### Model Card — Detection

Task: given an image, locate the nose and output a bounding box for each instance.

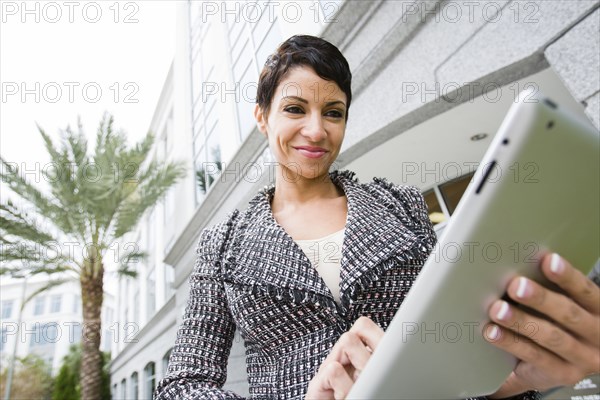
[301,113,327,142]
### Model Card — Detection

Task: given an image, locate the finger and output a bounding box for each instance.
[507,276,599,345]
[348,316,384,353]
[489,300,599,373]
[326,331,373,372]
[313,361,354,399]
[483,324,586,388]
[541,253,600,314]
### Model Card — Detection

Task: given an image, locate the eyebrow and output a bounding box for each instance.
[282,95,346,108]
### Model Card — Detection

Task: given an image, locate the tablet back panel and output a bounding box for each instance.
[348,89,599,399]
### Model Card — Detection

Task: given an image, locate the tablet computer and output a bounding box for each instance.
[347,88,600,399]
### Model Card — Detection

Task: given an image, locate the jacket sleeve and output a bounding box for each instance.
[372,179,541,400]
[154,211,245,400]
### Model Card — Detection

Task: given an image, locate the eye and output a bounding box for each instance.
[284,106,304,114]
[325,109,344,119]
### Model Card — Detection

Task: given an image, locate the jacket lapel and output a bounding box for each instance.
[222,170,420,313]
[337,171,420,311]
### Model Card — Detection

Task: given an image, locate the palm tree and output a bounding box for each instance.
[0,113,186,400]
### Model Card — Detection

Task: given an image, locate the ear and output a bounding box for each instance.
[254,104,268,136]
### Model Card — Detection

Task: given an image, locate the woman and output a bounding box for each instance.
[155,35,599,399]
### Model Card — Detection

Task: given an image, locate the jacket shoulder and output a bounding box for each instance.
[193,209,240,277]
[363,177,429,226]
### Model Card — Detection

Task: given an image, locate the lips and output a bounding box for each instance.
[293,146,328,159]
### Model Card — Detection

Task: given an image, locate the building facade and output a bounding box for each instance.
[109,1,600,398]
[0,275,114,375]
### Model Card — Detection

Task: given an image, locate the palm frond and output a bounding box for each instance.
[111,160,186,239]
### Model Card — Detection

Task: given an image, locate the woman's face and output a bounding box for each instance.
[254,66,347,180]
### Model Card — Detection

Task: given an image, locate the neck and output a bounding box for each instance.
[270,165,342,211]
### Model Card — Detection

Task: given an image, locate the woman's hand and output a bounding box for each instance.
[305,316,383,400]
[485,253,600,398]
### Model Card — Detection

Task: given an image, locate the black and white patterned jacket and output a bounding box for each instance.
[154,169,539,400]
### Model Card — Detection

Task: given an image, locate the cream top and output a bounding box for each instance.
[294,228,345,304]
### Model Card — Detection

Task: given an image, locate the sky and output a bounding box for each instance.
[0,1,177,289]
[0,0,177,186]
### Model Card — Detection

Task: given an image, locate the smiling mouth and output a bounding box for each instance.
[293,146,328,159]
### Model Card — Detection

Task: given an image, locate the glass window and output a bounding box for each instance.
[422,189,445,226]
[144,362,156,399]
[206,129,222,165]
[50,294,61,313]
[439,172,475,215]
[33,296,45,316]
[29,322,59,349]
[120,378,127,399]
[233,43,252,81]
[164,264,175,299]
[252,5,272,48]
[228,7,244,38]
[237,63,259,140]
[162,349,173,379]
[1,328,7,352]
[256,20,282,70]
[133,287,140,326]
[73,294,80,314]
[130,372,139,400]
[164,188,176,250]
[147,265,156,318]
[193,129,205,159]
[230,24,247,63]
[70,322,82,344]
[1,300,13,319]
[205,103,219,137]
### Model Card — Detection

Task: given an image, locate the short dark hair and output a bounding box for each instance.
[256,35,352,121]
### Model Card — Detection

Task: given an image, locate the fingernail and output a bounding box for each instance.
[486,325,501,341]
[516,277,530,298]
[496,301,511,321]
[550,253,564,274]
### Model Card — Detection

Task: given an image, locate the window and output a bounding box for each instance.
[164,264,175,300]
[422,172,475,228]
[423,190,445,226]
[147,265,156,318]
[73,294,80,314]
[1,328,8,352]
[120,378,127,399]
[50,294,62,313]
[144,362,156,399]
[1,300,13,319]
[162,349,173,379]
[69,322,82,344]
[133,286,140,326]
[439,173,474,215]
[29,322,59,349]
[33,296,45,316]
[130,372,139,400]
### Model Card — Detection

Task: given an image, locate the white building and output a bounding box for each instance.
[109,1,600,399]
[0,274,115,374]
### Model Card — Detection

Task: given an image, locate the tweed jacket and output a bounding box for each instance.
[155,169,540,400]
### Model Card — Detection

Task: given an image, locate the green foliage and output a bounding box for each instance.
[0,354,53,399]
[52,344,81,400]
[50,344,111,400]
[101,351,111,400]
[196,159,222,194]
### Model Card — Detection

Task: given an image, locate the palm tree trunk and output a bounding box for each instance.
[79,262,104,400]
